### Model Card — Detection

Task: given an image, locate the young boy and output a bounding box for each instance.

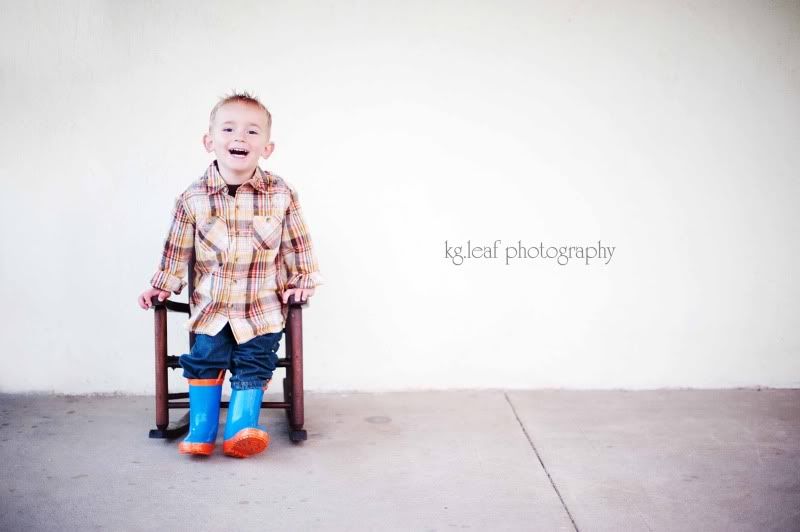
[137,91,323,458]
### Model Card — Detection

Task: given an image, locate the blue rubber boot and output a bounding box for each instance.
[178,370,225,456]
[223,387,270,458]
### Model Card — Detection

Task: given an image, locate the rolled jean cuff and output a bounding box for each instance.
[232,379,267,391]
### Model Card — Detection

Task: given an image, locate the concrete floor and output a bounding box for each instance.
[0,389,798,532]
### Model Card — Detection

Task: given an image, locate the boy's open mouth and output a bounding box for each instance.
[228,148,249,158]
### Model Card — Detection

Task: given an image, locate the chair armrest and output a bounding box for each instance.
[150,294,308,311]
[286,293,310,307]
[149,296,190,314]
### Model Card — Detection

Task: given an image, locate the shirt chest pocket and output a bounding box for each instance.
[252,215,283,250]
[196,217,229,260]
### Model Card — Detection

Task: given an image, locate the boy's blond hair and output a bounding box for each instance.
[208,90,272,132]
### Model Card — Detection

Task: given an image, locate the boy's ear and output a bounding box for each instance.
[261,142,275,160]
[202,133,213,152]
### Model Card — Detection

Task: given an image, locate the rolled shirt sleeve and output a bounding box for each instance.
[280,187,324,290]
[150,195,195,294]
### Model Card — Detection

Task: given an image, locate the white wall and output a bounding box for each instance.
[1,0,798,393]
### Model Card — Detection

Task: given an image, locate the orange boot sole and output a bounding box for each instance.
[223,429,270,458]
[178,441,215,456]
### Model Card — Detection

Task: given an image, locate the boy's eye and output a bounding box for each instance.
[221,128,259,134]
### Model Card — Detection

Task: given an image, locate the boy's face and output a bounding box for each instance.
[203,101,274,179]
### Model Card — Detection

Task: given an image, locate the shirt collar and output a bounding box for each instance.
[205,160,272,195]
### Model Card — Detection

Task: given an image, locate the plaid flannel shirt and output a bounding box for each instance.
[150,161,323,344]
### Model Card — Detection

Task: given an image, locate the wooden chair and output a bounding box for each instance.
[147,254,309,443]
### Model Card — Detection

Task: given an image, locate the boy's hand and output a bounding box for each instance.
[282,287,315,304]
[138,287,171,309]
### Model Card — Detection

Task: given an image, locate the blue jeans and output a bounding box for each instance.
[179,323,282,390]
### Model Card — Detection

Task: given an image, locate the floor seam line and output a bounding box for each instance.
[504,391,580,532]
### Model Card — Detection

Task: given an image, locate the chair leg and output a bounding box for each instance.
[150,305,192,439]
[150,412,190,439]
[285,304,307,443]
[154,305,168,431]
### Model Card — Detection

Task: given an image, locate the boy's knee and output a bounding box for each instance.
[231,379,266,391]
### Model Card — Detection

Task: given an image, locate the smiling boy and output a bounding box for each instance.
[137,91,323,458]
